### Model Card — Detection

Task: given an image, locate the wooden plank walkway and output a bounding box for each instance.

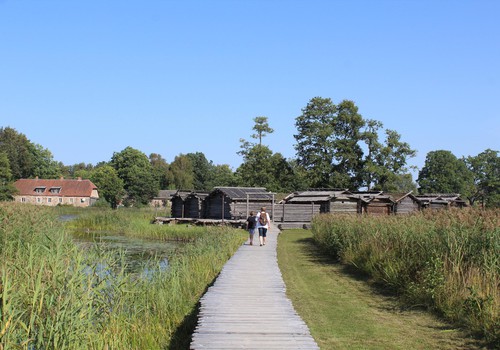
[190,224,319,349]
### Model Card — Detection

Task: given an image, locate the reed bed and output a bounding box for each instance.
[0,203,246,349]
[65,207,207,241]
[312,208,499,346]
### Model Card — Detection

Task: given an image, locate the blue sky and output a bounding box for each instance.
[1,0,499,180]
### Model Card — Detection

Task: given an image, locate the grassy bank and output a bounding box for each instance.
[0,203,246,349]
[278,229,486,349]
[311,209,499,347]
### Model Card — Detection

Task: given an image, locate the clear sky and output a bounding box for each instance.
[1,0,499,179]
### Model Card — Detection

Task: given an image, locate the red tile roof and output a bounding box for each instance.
[13,178,98,197]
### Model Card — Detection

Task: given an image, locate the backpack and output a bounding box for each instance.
[258,212,267,225]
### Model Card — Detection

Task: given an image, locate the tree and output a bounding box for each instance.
[111,147,159,205]
[149,153,170,189]
[30,143,61,178]
[236,144,276,189]
[186,152,213,190]
[0,127,35,179]
[294,97,337,188]
[465,149,500,207]
[90,165,124,209]
[369,129,416,191]
[417,150,473,195]
[0,151,16,201]
[168,154,194,190]
[251,116,274,146]
[207,164,237,188]
[331,100,366,189]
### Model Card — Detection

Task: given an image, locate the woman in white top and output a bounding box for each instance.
[256,207,271,246]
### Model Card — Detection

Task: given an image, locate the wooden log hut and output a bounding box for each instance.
[204,187,274,220]
[415,194,467,210]
[389,192,422,215]
[276,189,360,228]
[170,190,193,218]
[184,191,210,218]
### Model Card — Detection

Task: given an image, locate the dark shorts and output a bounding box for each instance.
[258,227,267,237]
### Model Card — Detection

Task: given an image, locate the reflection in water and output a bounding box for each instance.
[72,232,182,276]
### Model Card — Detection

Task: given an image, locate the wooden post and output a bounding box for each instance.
[221,193,224,223]
[271,193,275,222]
[282,201,285,223]
[246,194,249,218]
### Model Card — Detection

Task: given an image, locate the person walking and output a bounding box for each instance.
[246,211,257,245]
[256,207,271,246]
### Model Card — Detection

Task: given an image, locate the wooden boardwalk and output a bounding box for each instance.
[190,224,319,349]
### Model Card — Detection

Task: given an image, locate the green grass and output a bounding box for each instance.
[278,229,486,350]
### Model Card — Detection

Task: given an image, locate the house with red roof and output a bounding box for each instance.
[13,177,99,207]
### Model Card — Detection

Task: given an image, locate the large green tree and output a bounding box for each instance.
[91,165,124,209]
[149,153,170,190]
[0,127,35,179]
[368,129,417,192]
[236,144,276,189]
[417,150,473,195]
[206,164,237,188]
[111,147,158,206]
[186,152,213,190]
[30,143,61,179]
[294,97,416,191]
[168,154,194,190]
[294,97,337,188]
[0,151,16,201]
[465,149,500,207]
[331,100,366,188]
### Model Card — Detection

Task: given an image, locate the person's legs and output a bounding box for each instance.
[262,228,267,245]
[248,229,254,245]
[258,228,264,246]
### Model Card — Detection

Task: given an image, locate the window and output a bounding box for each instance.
[59,198,63,203]
[50,187,61,194]
[48,198,52,203]
[35,187,46,193]
[70,198,74,203]
[21,197,26,202]
[37,198,41,203]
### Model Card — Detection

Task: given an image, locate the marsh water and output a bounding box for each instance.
[62,214,182,276]
[72,232,182,276]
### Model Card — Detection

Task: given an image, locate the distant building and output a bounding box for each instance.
[13,177,99,207]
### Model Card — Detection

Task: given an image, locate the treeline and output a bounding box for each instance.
[1,97,499,207]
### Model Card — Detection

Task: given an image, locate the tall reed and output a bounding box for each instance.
[0,203,246,349]
[312,208,499,346]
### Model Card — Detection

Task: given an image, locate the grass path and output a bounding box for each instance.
[277,229,486,350]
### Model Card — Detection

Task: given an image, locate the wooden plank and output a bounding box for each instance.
[191,224,319,349]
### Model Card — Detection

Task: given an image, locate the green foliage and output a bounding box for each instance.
[149,153,170,190]
[0,152,16,201]
[294,97,415,190]
[251,116,274,146]
[206,164,237,188]
[312,209,500,345]
[30,143,61,179]
[465,149,500,208]
[418,150,474,196]
[0,127,36,179]
[186,152,213,190]
[294,97,337,188]
[90,165,124,209]
[111,147,159,205]
[168,154,194,190]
